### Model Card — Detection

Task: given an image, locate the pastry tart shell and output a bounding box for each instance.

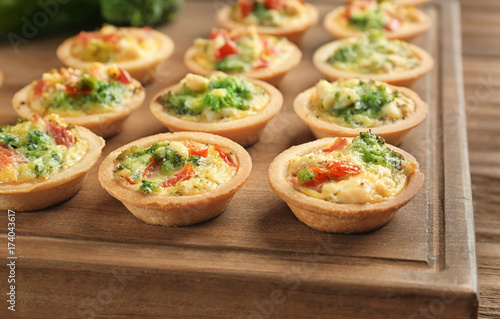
[313,39,434,87]
[293,83,428,145]
[12,80,145,138]
[0,126,105,212]
[323,6,431,41]
[184,44,302,87]
[98,132,252,227]
[268,137,424,234]
[215,3,319,45]
[150,77,283,147]
[56,29,174,83]
[344,0,430,7]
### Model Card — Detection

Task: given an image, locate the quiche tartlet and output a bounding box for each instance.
[99,132,252,226]
[215,0,319,44]
[0,114,105,211]
[12,63,145,138]
[56,25,174,82]
[294,78,428,145]
[184,26,302,86]
[150,73,283,147]
[268,132,424,233]
[344,0,430,8]
[313,32,434,87]
[324,0,431,40]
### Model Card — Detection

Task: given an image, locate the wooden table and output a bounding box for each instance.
[460,0,500,317]
[0,0,498,317]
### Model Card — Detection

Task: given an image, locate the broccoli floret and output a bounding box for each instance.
[216,58,249,72]
[139,180,161,194]
[350,132,405,172]
[297,169,314,183]
[100,0,183,27]
[0,133,18,148]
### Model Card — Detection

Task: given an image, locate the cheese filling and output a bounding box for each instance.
[156,73,269,122]
[309,79,415,128]
[340,0,422,32]
[193,26,295,72]
[287,132,418,204]
[114,141,238,196]
[229,0,309,27]
[327,32,421,74]
[71,25,160,63]
[0,114,89,185]
[28,63,139,117]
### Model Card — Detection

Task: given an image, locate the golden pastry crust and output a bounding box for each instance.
[0,70,3,88]
[323,6,431,41]
[12,79,145,139]
[293,82,428,145]
[268,137,424,234]
[0,126,105,212]
[313,39,434,87]
[184,41,302,87]
[150,76,283,147]
[215,2,319,44]
[98,132,252,226]
[56,28,174,82]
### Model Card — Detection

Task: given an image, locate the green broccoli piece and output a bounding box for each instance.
[100,0,183,27]
[139,180,161,194]
[350,132,405,172]
[297,169,314,183]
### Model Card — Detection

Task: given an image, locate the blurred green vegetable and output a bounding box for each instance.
[100,0,184,27]
[0,0,102,37]
[0,0,183,39]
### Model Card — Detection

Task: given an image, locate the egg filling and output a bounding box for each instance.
[28,63,139,117]
[156,73,269,122]
[309,79,415,128]
[71,25,160,63]
[114,141,238,196]
[0,115,89,185]
[340,0,422,32]
[193,26,295,72]
[229,0,309,27]
[327,32,421,74]
[287,132,418,204]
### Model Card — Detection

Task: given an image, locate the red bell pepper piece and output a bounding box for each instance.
[214,144,236,167]
[161,162,196,187]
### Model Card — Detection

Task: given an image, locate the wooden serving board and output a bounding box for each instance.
[0,0,478,318]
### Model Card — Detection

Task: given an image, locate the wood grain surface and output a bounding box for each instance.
[0,0,496,318]
[461,0,500,317]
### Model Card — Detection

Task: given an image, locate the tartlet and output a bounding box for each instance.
[215,0,319,44]
[344,0,430,7]
[268,133,424,233]
[293,78,428,145]
[98,132,252,226]
[184,26,301,86]
[56,25,174,82]
[323,1,431,40]
[150,73,283,147]
[12,63,145,138]
[313,33,434,87]
[0,114,105,211]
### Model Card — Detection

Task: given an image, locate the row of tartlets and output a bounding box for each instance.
[0,0,433,234]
